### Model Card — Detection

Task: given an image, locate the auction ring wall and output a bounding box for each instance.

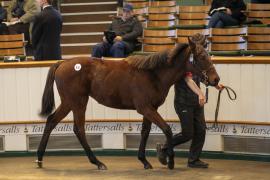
[0,58,269,155]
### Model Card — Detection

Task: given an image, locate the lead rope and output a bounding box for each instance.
[206,86,237,130]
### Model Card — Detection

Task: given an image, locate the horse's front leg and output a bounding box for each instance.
[138,117,152,169]
[73,109,107,170]
[140,107,175,170]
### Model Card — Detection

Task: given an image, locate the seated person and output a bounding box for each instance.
[208,0,246,28]
[92,4,143,58]
[6,0,40,54]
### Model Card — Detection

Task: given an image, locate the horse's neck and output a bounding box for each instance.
[156,57,189,91]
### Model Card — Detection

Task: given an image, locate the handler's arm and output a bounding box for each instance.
[185,76,206,106]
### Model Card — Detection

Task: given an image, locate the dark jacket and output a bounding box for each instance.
[108,16,143,51]
[209,0,247,23]
[174,76,201,106]
[0,6,7,22]
[32,6,62,60]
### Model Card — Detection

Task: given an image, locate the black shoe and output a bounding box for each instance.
[188,159,209,168]
[156,143,167,165]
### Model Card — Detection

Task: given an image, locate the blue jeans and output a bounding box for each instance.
[92,41,128,58]
[208,12,239,28]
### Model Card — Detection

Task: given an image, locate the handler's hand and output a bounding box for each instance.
[199,94,206,106]
[215,84,224,90]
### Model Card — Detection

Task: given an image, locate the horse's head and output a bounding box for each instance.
[188,34,220,86]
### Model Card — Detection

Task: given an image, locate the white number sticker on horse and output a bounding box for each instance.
[74,64,82,71]
[189,54,194,63]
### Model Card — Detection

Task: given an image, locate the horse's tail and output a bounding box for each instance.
[40,61,62,117]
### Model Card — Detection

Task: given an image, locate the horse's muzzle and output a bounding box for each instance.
[213,77,220,86]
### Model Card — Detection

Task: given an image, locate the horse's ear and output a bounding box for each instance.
[188,37,196,50]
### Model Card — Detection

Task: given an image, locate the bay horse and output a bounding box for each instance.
[37,34,220,170]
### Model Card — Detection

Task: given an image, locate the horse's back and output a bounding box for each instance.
[54,57,133,100]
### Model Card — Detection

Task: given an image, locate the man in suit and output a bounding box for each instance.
[32,0,62,60]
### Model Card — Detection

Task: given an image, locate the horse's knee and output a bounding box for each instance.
[163,125,173,137]
[141,123,151,135]
[73,126,78,134]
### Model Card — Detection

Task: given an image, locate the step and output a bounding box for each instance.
[61,0,116,3]
[62,54,90,59]
[61,33,103,44]
[60,4,117,13]
[61,45,94,55]
[62,23,110,33]
[63,13,115,22]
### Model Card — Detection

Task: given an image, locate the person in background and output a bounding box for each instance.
[208,0,246,28]
[32,0,62,60]
[91,3,143,58]
[6,0,40,54]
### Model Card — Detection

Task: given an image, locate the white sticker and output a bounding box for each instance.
[189,54,194,63]
[74,64,81,71]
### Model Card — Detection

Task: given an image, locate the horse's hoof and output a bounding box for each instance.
[35,160,43,168]
[98,163,107,170]
[167,159,174,170]
[144,163,153,169]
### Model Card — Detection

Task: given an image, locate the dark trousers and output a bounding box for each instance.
[92,41,129,58]
[165,102,206,162]
[0,23,8,34]
[208,12,239,28]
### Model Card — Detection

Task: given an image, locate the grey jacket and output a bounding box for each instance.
[7,0,40,24]
[108,16,143,51]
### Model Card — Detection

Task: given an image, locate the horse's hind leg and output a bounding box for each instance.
[72,98,107,170]
[138,117,152,169]
[37,104,70,168]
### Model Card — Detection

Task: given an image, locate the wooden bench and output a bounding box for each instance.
[177,6,210,27]
[247,3,270,24]
[0,34,26,58]
[146,13,176,28]
[141,29,176,52]
[124,0,149,8]
[209,27,247,54]
[176,28,209,44]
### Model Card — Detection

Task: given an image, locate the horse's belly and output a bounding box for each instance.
[92,95,135,110]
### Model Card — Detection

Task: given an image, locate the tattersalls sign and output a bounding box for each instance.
[0,122,269,137]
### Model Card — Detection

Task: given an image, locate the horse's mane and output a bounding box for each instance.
[126,43,189,70]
